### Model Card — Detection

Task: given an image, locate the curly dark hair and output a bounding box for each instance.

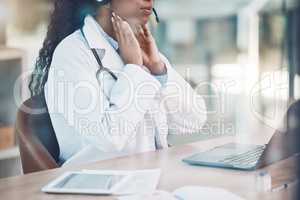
[28,0,110,96]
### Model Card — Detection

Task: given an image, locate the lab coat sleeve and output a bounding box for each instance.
[46,40,161,153]
[159,54,207,135]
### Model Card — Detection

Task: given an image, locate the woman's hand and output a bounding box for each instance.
[136,24,166,75]
[111,13,143,66]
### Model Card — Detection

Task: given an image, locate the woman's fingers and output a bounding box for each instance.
[112,12,147,45]
[112,13,122,41]
[111,15,119,40]
[135,26,144,43]
[110,12,143,66]
[115,14,124,32]
[112,12,141,45]
[120,19,136,43]
[141,24,151,37]
[114,13,131,42]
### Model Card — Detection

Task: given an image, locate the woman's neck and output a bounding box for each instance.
[95,7,116,41]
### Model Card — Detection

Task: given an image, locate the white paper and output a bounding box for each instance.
[118,190,177,200]
[118,186,245,200]
[173,186,245,200]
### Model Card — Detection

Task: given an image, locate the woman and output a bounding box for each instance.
[29,0,207,165]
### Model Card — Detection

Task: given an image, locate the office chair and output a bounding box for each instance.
[16,93,60,174]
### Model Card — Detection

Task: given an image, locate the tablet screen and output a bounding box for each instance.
[53,173,126,190]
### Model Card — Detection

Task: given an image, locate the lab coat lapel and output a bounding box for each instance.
[82,15,124,71]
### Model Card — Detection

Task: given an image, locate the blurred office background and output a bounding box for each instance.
[0,0,299,178]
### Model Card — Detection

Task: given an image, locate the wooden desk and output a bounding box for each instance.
[0,135,298,200]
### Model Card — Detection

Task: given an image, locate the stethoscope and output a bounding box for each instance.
[80,8,160,86]
[80,28,118,105]
[79,8,160,104]
[82,5,163,147]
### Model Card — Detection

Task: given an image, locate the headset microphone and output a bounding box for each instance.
[152,8,160,23]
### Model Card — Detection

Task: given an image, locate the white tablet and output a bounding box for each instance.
[42,171,132,195]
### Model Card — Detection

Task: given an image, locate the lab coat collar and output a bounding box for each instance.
[82,15,115,50]
[82,15,124,70]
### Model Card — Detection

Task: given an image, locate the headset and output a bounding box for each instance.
[96,0,160,23]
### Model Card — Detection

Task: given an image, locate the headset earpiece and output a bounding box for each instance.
[96,0,111,5]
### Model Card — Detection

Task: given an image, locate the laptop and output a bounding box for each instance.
[182,127,300,170]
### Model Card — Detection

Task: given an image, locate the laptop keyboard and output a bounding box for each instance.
[219,145,266,167]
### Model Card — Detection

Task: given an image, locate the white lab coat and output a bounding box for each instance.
[44,15,207,166]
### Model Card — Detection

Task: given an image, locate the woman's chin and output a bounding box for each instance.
[125,16,148,26]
